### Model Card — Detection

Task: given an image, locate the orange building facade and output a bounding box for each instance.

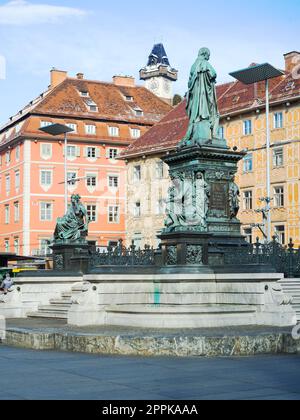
[0,70,171,256]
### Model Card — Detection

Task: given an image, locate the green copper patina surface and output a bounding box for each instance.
[180,47,220,146]
[54,194,89,244]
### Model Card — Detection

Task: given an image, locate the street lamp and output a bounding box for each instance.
[39,123,74,213]
[229,63,284,242]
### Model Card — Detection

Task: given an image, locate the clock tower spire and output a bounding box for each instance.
[140,43,178,105]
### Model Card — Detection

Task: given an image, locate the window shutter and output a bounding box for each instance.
[84,147,88,158]
[63,146,66,157]
[106,149,110,159]
[76,146,81,157]
[96,148,101,158]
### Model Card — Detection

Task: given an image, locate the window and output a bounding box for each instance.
[40,121,52,128]
[40,239,51,256]
[14,202,20,222]
[133,233,142,249]
[244,228,253,244]
[134,202,141,218]
[86,174,97,188]
[108,206,120,224]
[5,205,9,224]
[5,151,10,164]
[15,123,22,134]
[125,96,133,102]
[41,143,52,159]
[274,187,284,208]
[66,123,77,133]
[135,109,144,117]
[243,191,253,210]
[156,161,164,179]
[86,147,97,159]
[131,128,141,139]
[89,105,98,112]
[156,199,165,215]
[108,176,119,188]
[15,171,20,191]
[87,205,97,223]
[243,120,252,136]
[66,145,77,158]
[108,148,118,160]
[275,225,285,245]
[243,154,253,172]
[40,170,52,187]
[67,172,77,186]
[40,202,53,221]
[273,148,284,167]
[14,238,19,254]
[108,127,119,137]
[16,145,20,161]
[5,175,10,194]
[80,91,89,97]
[219,126,225,139]
[133,165,141,182]
[4,240,9,253]
[274,112,283,129]
[85,125,96,135]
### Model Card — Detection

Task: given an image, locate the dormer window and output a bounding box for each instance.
[85,99,98,112]
[125,96,134,102]
[89,105,98,112]
[80,91,89,97]
[134,109,143,117]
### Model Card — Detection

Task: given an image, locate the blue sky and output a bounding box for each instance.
[0,0,299,125]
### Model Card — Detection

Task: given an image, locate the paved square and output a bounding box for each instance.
[0,346,299,400]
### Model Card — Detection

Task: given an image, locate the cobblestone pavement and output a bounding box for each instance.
[0,346,300,400]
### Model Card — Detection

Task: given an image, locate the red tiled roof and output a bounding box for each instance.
[34,79,171,124]
[0,77,171,147]
[122,67,300,158]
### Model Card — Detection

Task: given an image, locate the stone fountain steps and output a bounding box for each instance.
[27,291,73,320]
[49,299,72,306]
[104,304,258,329]
[280,279,300,321]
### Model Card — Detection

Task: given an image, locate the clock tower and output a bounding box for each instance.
[140,44,178,105]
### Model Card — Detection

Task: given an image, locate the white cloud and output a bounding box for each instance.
[0,0,87,25]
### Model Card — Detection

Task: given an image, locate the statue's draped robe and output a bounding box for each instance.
[54,203,88,242]
[184,58,219,141]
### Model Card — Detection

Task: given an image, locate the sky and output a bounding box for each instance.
[0,0,299,125]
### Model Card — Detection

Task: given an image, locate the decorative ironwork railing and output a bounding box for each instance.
[89,237,300,277]
[90,240,156,267]
[222,237,300,278]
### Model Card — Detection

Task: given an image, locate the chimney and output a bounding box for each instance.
[50,68,68,89]
[113,75,135,87]
[77,72,84,80]
[284,51,300,73]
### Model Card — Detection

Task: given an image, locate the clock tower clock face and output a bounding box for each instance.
[150,79,159,92]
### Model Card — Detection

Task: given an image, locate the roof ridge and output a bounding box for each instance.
[67,77,145,89]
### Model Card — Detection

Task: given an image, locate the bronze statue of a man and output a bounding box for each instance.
[54,194,89,243]
[181,48,220,146]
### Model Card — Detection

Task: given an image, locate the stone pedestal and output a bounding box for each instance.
[160,144,258,272]
[51,242,91,274]
[159,232,211,269]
